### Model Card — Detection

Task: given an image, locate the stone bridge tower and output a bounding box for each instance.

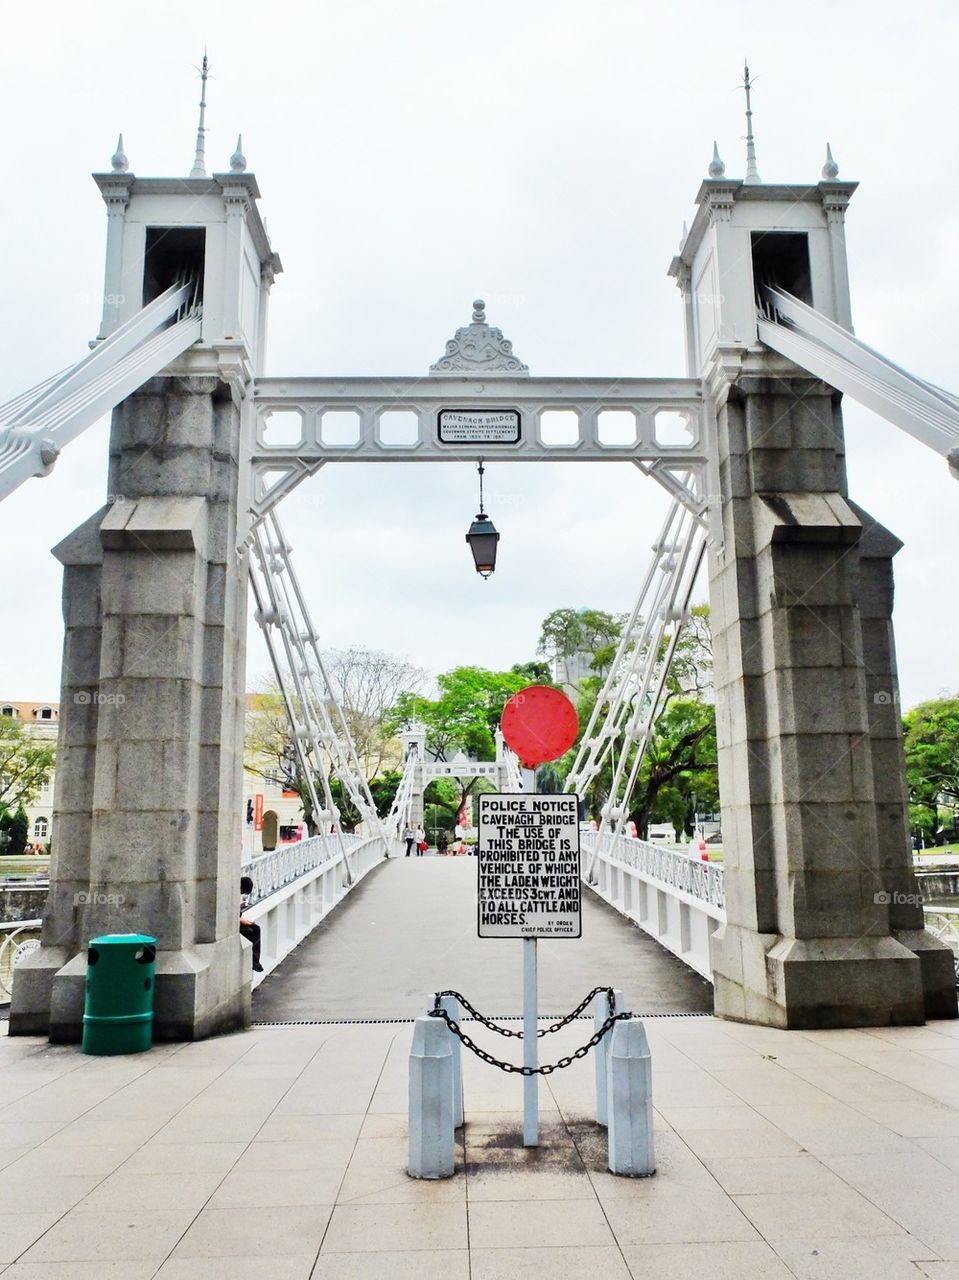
[670,134,956,1027]
[11,121,281,1040]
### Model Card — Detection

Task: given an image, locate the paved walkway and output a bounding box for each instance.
[3,1016,959,1275]
[252,856,714,1023]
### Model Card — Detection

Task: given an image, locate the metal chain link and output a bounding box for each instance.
[428,1004,633,1076]
[432,986,615,1040]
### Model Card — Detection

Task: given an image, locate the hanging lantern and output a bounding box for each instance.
[465,459,500,578]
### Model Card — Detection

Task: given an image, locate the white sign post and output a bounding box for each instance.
[477,793,581,1146]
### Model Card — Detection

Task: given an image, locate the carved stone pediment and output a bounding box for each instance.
[430,300,529,376]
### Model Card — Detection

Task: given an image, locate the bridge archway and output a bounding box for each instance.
[250,851,714,1024]
[4,100,958,1041]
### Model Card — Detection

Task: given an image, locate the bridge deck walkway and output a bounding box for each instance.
[253,854,713,1023]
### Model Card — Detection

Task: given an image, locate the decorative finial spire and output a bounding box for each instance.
[472,298,486,323]
[189,49,210,178]
[741,61,761,184]
[111,133,129,173]
[230,134,247,173]
[708,140,725,178]
[821,142,839,179]
[679,220,688,250]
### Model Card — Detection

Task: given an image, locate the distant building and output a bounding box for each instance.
[242,693,307,858]
[550,651,595,698]
[0,695,312,858]
[240,763,306,858]
[0,701,59,851]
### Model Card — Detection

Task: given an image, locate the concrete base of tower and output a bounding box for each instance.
[894,928,959,1021]
[711,923,927,1029]
[9,935,251,1043]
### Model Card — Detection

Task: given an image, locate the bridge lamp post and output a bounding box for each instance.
[465,459,500,578]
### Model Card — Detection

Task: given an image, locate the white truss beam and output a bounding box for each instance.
[248,376,708,522]
[759,286,959,477]
[0,280,201,502]
[384,747,419,837]
[500,746,525,794]
[248,510,389,880]
[565,496,707,877]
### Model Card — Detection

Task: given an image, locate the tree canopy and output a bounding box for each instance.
[242,600,719,842]
[0,806,29,855]
[903,696,959,843]
[244,684,323,834]
[389,664,539,809]
[390,665,534,764]
[244,648,427,833]
[0,719,55,816]
[627,697,717,838]
[537,607,623,685]
[561,606,716,837]
[323,647,427,778]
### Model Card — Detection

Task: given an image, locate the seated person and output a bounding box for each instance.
[240,874,264,973]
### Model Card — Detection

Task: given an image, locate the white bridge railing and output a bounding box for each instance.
[241,832,399,985]
[583,832,723,981]
[924,907,959,981]
[584,833,959,985]
[0,919,43,1003]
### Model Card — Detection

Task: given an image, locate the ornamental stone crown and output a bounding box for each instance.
[429,299,529,377]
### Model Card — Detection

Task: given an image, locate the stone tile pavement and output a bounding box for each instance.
[0,1014,959,1276]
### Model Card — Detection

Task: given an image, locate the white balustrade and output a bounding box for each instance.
[242,833,399,985]
[923,907,959,981]
[582,832,723,981]
[0,919,42,1003]
[585,833,958,988]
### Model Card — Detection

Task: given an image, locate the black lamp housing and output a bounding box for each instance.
[465,459,499,578]
[466,513,500,578]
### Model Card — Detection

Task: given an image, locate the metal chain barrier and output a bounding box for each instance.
[428,1000,633,1076]
[432,986,616,1040]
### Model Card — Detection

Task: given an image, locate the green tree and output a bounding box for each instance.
[0,805,29,856]
[628,699,717,839]
[328,770,403,833]
[323,647,428,778]
[649,732,721,839]
[423,777,462,844]
[559,608,716,837]
[664,603,713,702]
[390,665,533,809]
[903,696,959,844]
[537,607,623,686]
[510,660,552,684]
[0,719,55,814]
[391,666,531,760]
[244,685,322,835]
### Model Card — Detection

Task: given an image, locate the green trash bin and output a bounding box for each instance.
[82,933,156,1055]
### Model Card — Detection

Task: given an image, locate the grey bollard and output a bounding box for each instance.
[408,1015,455,1179]
[437,995,464,1129]
[607,1016,656,1177]
[594,988,624,1127]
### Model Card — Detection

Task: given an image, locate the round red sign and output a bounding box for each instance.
[501,685,579,768]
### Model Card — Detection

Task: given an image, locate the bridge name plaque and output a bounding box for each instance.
[437,409,521,444]
[477,794,581,939]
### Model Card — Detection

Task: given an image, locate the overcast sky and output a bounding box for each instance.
[1,0,956,710]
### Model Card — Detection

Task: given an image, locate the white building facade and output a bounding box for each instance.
[0,701,59,852]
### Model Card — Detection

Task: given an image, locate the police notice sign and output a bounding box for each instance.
[477,794,581,938]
